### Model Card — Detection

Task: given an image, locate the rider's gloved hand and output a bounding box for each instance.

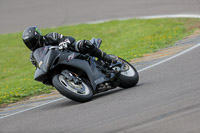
[59,39,69,50]
[30,58,37,66]
[30,52,37,67]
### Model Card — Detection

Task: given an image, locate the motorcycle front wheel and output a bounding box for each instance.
[52,74,93,102]
[118,57,139,88]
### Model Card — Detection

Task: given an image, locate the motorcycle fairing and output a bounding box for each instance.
[56,54,108,90]
[33,46,109,91]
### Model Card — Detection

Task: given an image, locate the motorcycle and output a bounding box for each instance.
[32,38,139,102]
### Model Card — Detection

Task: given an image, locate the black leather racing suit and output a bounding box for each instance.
[30,32,117,66]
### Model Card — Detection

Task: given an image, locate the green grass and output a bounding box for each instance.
[1,18,200,107]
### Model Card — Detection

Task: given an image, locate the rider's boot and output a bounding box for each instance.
[91,47,118,64]
[78,40,118,64]
[102,54,118,64]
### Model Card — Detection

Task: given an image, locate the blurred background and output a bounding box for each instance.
[0,0,200,34]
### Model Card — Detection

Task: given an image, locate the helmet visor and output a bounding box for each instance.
[25,38,40,51]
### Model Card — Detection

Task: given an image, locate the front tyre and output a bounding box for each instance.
[118,58,139,88]
[52,74,93,102]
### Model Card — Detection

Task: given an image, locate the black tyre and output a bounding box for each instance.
[52,74,93,102]
[118,58,139,88]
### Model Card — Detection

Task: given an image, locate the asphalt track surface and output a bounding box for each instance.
[1,0,200,133]
[0,0,200,34]
[1,44,200,133]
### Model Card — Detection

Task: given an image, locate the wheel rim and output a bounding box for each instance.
[59,75,90,96]
[120,63,136,77]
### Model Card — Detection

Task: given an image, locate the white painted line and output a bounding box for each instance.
[1,14,200,120]
[137,14,200,19]
[0,97,65,120]
[138,43,200,72]
[87,14,200,24]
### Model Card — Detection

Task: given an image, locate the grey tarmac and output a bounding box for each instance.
[0,0,200,34]
[1,42,200,133]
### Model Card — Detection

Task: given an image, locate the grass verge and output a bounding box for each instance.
[1,18,200,107]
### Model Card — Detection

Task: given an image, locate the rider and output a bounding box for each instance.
[22,26,118,66]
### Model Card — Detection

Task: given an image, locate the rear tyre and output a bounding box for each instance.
[118,58,139,88]
[52,74,93,102]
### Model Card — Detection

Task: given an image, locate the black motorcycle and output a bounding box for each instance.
[32,38,139,102]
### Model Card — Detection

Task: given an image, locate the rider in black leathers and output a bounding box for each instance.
[22,26,117,66]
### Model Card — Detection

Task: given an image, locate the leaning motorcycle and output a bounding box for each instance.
[32,38,139,102]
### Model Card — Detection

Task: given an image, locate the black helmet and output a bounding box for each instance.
[22,26,43,51]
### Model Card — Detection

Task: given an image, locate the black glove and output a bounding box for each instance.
[30,52,37,67]
[59,41,68,50]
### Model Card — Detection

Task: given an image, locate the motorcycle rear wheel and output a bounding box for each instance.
[118,57,139,88]
[52,74,93,102]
